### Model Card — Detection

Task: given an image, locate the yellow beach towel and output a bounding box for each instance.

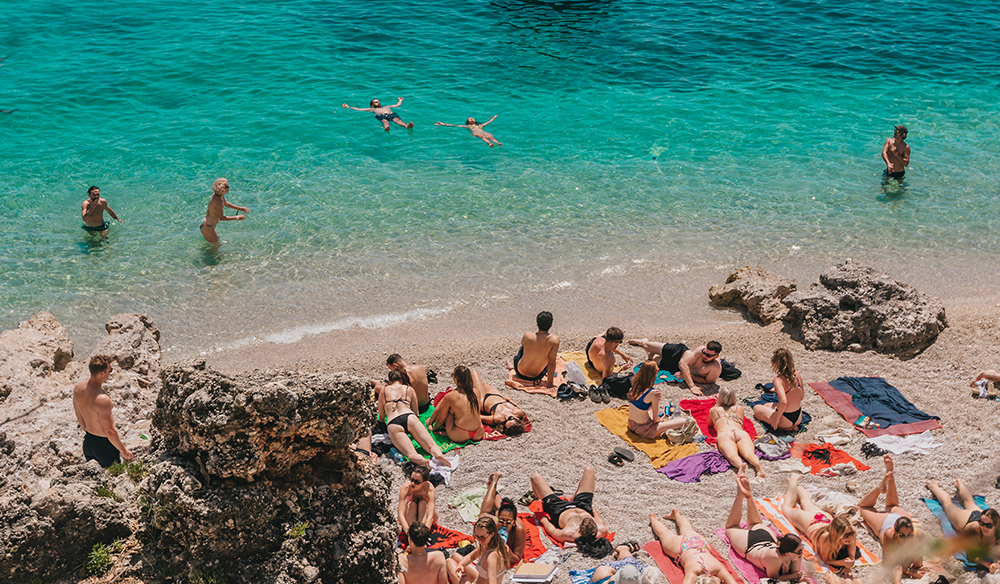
[559,350,605,385]
[594,405,698,468]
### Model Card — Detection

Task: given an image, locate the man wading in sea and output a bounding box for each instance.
[73,355,133,468]
[81,186,123,238]
[881,125,910,181]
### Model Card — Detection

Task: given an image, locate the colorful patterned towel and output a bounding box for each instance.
[505,357,568,396]
[594,405,698,468]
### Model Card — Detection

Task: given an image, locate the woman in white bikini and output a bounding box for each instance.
[859,456,925,582]
[448,516,510,584]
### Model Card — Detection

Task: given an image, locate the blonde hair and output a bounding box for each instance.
[716,386,737,408]
[212,178,229,195]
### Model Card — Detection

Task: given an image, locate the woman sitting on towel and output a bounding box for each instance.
[725,466,803,579]
[753,348,804,431]
[649,508,739,584]
[378,369,451,468]
[782,474,861,574]
[448,516,510,584]
[709,387,766,480]
[859,456,926,582]
[428,365,485,443]
[627,360,689,438]
[478,472,526,564]
[925,476,1000,570]
[473,370,528,437]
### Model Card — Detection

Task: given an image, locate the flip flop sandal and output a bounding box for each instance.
[608,452,624,466]
[620,541,640,554]
[518,491,537,507]
[613,446,635,463]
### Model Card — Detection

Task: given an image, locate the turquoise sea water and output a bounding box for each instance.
[2,0,999,353]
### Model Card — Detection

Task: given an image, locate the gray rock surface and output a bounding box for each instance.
[709,266,797,324]
[782,259,948,356]
[0,311,74,401]
[90,313,162,387]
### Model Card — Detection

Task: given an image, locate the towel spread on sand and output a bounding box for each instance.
[519,512,551,562]
[527,498,615,548]
[866,430,941,455]
[633,363,680,383]
[410,400,462,456]
[790,442,870,476]
[658,451,732,483]
[744,393,812,434]
[449,486,487,523]
[505,357,569,396]
[811,378,942,437]
[922,495,990,571]
[641,538,739,584]
[595,405,698,468]
[753,495,880,572]
[713,525,821,584]
[569,557,651,584]
[680,397,757,445]
[403,523,472,551]
[560,350,607,385]
[433,388,533,440]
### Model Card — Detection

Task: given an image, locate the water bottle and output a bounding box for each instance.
[670,392,680,417]
[498,526,509,541]
[389,447,406,465]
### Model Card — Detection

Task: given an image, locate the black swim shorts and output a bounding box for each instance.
[541,492,594,527]
[83,432,121,468]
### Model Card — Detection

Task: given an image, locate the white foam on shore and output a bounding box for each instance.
[213,307,453,353]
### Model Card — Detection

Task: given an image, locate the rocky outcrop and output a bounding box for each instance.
[0,461,132,582]
[0,311,74,401]
[709,266,797,324]
[141,361,395,584]
[782,259,948,357]
[91,313,162,388]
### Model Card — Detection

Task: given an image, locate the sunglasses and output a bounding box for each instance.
[792,548,803,555]
[409,476,424,484]
[702,350,719,359]
[982,522,995,530]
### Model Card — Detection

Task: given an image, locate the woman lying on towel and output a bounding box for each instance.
[649,509,739,584]
[725,466,803,580]
[378,369,452,467]
[925,475,1000,570]
[591,541,663,584]
[709,388,765,480]
[473,370,528,436]
[447,516,510,584]
[479,472,526,564]
[859,456,926,583]
[628,361,689,438]
[753,348,804,431]
[782,474,861,576]
[428,366,485,443]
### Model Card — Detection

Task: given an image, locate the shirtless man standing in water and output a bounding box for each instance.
[506,311,560,388]
[73,355,133,467]
[200,178,249,243]
[81,186,123,238]
[881,125,910,181]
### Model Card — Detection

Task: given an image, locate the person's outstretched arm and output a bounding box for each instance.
[102,200,123,222]
[342,103,374,112]
[224,199,249,213]
[480,115,498,126]
[434,122,463,127]
[391,97,404,107]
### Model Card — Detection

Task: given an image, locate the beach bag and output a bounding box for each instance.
[565,361,588,386]
[720,359,742,381]
[754,432,790,460]
[666,415,699,445]
[602,371,634,399]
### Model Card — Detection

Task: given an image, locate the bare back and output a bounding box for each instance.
[400,549,449,584]
[203,194,226,227]
[73,381,110,436]
[518,331,559,377]
[381,381,417,420]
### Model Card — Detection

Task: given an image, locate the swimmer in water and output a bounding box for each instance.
[342,97,414,132]
[435,116,502,147]
[200,178,248,244]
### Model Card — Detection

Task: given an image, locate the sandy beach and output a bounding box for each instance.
[203,265,1000,584]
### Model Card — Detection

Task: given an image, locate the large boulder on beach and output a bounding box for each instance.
[0,312,74,398]
[782,259,948,357]
[153,360,374,480]
[90,313,162,382]
[709,266,797,324]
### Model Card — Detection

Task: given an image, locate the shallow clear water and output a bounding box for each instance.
[2,0,999,353]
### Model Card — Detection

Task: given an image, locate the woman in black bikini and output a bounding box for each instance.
[753,348,804,431]
[474,371,528,436]
[725,466,802,579]
[925,477,1000,569]
[378,369,451,467]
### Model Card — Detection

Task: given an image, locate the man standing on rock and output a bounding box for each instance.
[627,339,723,395]
[374,354,431,413]
[73,355,133,467]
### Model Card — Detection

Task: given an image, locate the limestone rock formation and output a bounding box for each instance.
[0,311,74,401]
[91,313,162,386]
[782,259,947,357]
[153,360,373,480]
[709,266,797,324]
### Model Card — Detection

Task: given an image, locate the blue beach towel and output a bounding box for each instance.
[634,363,679,383]
[828,377,939,428]
[744,391,812,434]
[570,557,648,584]
[921,495,989,571]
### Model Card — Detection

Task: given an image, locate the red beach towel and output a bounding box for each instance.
[519,512,551,561]
[641,539,739,584]
[527,498,614,548]
[680,397,757,445]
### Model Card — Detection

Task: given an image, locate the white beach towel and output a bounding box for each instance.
[866,430,942,455]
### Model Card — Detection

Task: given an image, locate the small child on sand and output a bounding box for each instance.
[435,116,502,147]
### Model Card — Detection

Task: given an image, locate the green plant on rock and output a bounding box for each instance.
[86,539,123,575]
[107,462,127,476]
[190,566,229,584]
[286,521,309,539]
[126,459,149,482]
[95,484,121,501]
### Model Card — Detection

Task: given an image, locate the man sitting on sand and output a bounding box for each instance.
[343,97,414,132]
[586,327,633,380]
[506,311,560,388]
[530,465,609,543]
[434,115,502,147]
[73,355,133,467]
[399,465,438,533]
[398,522,449,584]
[628,339,722,395]
[81,186,123,238]
[375,354,431,413]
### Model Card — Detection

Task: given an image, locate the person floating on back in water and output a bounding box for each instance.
[73,355,133,467]
[200,178,248,244]
[881,125,910,181]
[342,97,414,131]
[505,311,560,388]
[81,186,123,238]
[434,116,502,146]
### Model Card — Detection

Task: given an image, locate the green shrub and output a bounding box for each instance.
[126,459,149,482]
[107,462,127,476]
[95,484,121,501]
[86,539,123,575]
[286,521,309,539]
[190,567,229,584]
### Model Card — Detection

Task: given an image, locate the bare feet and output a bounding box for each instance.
[737,465,753,498]
[884,454,894,473]
[788,473,801,489]
[880,471,894,494]
[488,471,502,486]
[627,338,648,347]
[924,479,939,491]
[664,508,680,522]
[406,122,414,129]
[434,455,452,468]
[505,359,514,371]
